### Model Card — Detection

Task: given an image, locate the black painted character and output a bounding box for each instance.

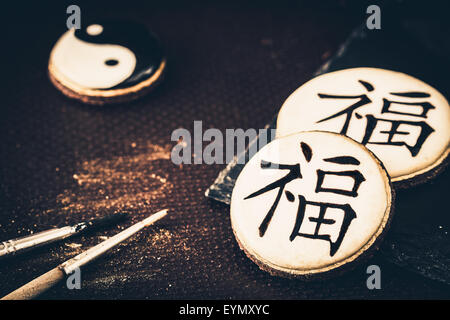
[317,80,435,157]
[244,142,365,257]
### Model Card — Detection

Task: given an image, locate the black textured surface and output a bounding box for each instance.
[0,1,448,299]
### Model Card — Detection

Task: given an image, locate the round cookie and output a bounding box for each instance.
[276,68,450,187]
[230,131,394,279]
[48,21,166,105]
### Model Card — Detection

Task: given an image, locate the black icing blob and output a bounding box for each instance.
[75,20,164,90]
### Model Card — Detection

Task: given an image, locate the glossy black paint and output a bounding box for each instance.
[75,20,164,90]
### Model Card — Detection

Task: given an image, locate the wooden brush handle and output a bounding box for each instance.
[1,267,64,300]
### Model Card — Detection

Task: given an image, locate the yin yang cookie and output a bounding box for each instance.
[230,131,394,279]
[49,21,166,105]
[276,68,450,187]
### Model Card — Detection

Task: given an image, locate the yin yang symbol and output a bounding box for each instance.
[49,21,164,90]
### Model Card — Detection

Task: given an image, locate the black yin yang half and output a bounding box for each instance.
[74,20,164,90]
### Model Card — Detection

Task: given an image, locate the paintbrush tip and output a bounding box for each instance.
[143,209,168,226]
[117,212,130,218]
[89,211,128,226]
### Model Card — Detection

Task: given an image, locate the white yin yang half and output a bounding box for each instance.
[49,27,136,89]
[276,68,450,182]
[230,131,392,275]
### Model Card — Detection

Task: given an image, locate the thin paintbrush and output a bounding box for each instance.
[1,209,168,300]
[0,212,128,258]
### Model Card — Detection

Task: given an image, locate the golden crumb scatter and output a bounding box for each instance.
[65,243,83,249]
[46,143,174,216]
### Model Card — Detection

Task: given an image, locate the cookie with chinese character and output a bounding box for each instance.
[276,68,450,187]
[230,131,394,279]
[48,21,166,105]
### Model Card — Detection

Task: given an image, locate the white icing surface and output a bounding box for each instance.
[86,24,103,36]
[230,131,391,273]
[276,68,450,181]
[50,29,136,89]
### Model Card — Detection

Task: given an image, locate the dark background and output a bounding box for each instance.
[0,0,448,299]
